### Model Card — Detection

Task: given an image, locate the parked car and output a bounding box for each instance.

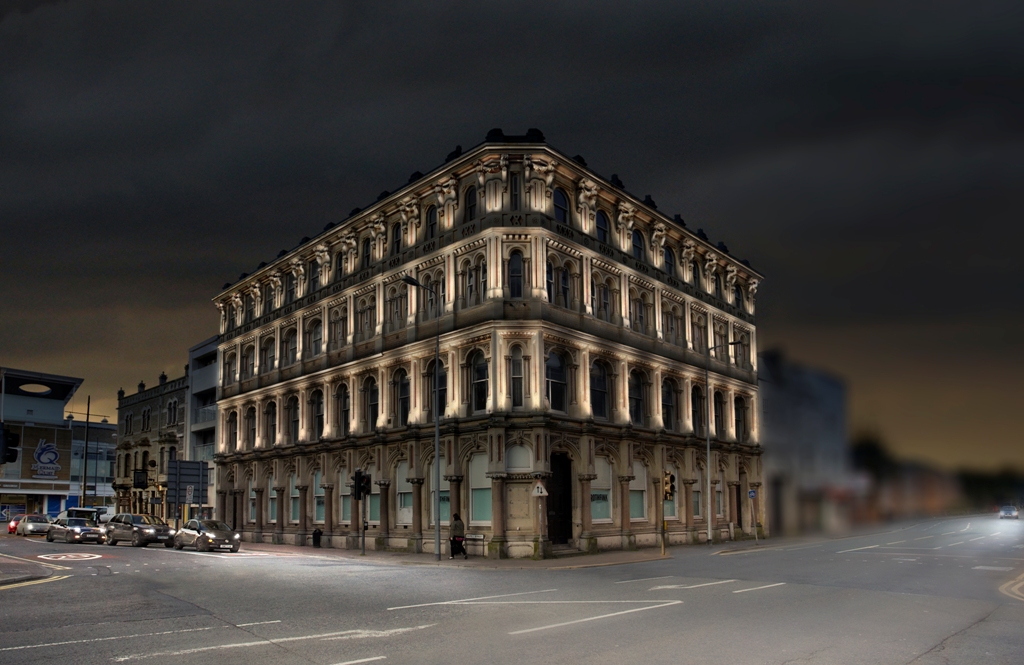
[47,517,103,544]
[999,505,1019,519]
[173,519,241,552]
[103,513,176,547]
[7,514,25,534]
[16,514,51,536]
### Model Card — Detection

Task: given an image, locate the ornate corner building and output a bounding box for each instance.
[213,130,764,558]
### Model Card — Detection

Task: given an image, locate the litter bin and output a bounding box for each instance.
[312,528,323,548]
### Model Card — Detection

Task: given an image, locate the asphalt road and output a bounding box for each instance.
[1,514,1022,664]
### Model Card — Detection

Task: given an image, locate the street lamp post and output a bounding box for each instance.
[401,275,443,561]
[705,339,743,544]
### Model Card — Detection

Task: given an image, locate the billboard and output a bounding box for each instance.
[19,425,73,483]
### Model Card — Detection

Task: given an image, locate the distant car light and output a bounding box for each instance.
[233,533,241,540]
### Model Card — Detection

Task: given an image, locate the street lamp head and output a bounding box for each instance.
[401,275,424,288]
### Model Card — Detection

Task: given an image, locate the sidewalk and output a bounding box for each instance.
[0,549,51,586]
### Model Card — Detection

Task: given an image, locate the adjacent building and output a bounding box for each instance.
[185,336,219,519]
[69,416,118,511]
[213,130,764,557]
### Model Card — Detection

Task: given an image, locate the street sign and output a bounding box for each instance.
[166,460,209,505]
[748,489,756,499]
[532,482,548,497]
[185,485,194,505]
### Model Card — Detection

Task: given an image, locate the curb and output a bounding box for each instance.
[0,569,52,587]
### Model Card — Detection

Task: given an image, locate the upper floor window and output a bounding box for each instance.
[241,346,254,379]
[307,320,323,356]
[713,391,726,436]
[335,383,350,436]
[546,261,554,303]
[334,253,345,282]
[227,412,238,450]
[691,385,705,437]
[309,261,321,291]
[662,380,675,431]
[595,211,610,244]
[261,338,276,373]
[510,174,520,211]
[590,362,609,420]
[285,274,296,304]
[390,222,402,256]
[364,376,379,431]
[628,370,645,426]
[713,273,723,299]
[362,239,372,269]
[426,206,438,239]
[733,284,744,310]
[244,296,255,323]
[395,369,410,427]
[510,346,524,408]
[691,313,707,353]
[265,401,277,445]
[224,352,237,385]
[545,352,567,412]
[311,390,324,439]
[663,248,676,276]
[691,262,702,289]
[735,396,749,442]
[632,230,645,262]
[282,329,298,366]
[509,251,524,299]
[287,396,300,443]
[465,186,478,221]
[262,283,275,314]
[553,188,569,224]
[471,352,488,413]
[245,407,256,449]
[428,360,447,423]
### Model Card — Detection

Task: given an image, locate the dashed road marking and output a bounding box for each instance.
[837,545,878,554]
[733,582,786,594]
[508,601,681,635]
[650,579,736,591]
[615,576,672,584]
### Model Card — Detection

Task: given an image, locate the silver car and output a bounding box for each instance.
[47,517,103,544]
[16,514,51,536]
[173,519,241,552]
[999,505,1019,519]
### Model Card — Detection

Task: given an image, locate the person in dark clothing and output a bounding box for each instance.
[449,513,466,559]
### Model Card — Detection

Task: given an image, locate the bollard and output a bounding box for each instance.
[312,527,323,548]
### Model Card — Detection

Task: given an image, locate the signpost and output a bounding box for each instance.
[748,488,757,543]
[166,460,209,529]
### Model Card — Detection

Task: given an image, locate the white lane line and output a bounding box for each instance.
[320,625,434,641]
[650,579,737,590]
[332,658,386,665]
[733,582,787,594]
[615,576,672,584]
[969,536,986,542]
[991,532,1002,537]
[0,627,217,652]
[837,545,878,553]
[886,540,907,545]
[942,532,957,535]
[948,542,964,547]
[462,601,674,605]
[973,566,1013,571]
[961,523,971,532]
[508,600,681,635]
[388,588,557,611]
[914,536,934,541]
[236,620,281,627]
[114,626,434,662]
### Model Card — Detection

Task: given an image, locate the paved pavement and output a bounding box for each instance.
[1,514,1022,664]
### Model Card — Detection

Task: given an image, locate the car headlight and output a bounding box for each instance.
[233,533,241,540]
[73,527,81,533]
[146,528,155,534]
[168,529,176,535]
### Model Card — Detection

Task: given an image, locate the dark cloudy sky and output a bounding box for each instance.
[2,1,1021,471]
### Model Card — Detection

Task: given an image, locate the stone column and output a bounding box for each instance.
[273,486,286,544]
[488,473,507,559]
[376,480,391,547]
[446,475,463,522]
[619,475,635,550]
[321,484,334,544]
[578,473,597,553]
[410,478,424,553]
[231,489,244,531]
[297,485,309,545]
[350,493,362,549]
[216,490,227,524]
[254,488,265,542]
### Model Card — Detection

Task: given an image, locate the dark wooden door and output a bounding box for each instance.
[548,453,573,544]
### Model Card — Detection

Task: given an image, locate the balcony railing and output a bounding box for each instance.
[193,405,217,425]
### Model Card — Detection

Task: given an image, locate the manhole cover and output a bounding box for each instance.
[38,553,103,561]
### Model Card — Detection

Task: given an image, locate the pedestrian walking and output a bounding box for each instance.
[449,513,466,559]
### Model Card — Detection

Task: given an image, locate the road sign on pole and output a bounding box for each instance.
[532,482,548,497]
[748,489,756,499]
[185,485,194,505]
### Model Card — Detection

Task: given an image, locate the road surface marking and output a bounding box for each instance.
[38,552,102,561]
[961,523,971,532]
[837,545,878,553]
[973,566,1013,571]
[0,551,71,570]
[969,536,986,542]
[650,579,736,590]
[615,576,672,584]
[0,626,217,652]
[320,625,434,641]
[942,531,957,536]
[236,620,281,627]
[733,583,787,594]
[948,542,964,547]
[114,626,435,661]
[0,575,70,591]
[508,600,681,635]
[388,588,557,610]
[991,532,1002,536]
[999,570,1024,603]
[886,541,906,545]
[332,658,386,665]
[914,536,934,541]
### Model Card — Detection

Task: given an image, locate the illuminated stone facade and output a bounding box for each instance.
[213,130,764,557]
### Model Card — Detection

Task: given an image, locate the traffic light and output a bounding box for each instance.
[0,425,18,465]
[352,470,364,500]
[663,472,676,501]
[360,471,372,499]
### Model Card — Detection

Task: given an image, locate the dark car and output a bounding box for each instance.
[173,519,241,552]
[999,505,1019,519]
[103,513,176,547]
[47,517,103,544]
[7,514,25,534]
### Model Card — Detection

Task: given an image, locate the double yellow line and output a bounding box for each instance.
[0,551,73,591]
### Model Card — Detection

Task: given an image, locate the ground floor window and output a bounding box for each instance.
[396,461,412,525]
[248,479,256,522]
[469,454,491,525]
[341,479,351,523]
[313,471,324,522]
[267,475,277,523]
[290,474,299,522]
[591,457,612,522]
[429,457,450,526]
[629,460,647,520]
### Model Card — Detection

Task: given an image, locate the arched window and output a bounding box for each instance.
[282,329,298,366]
[227,412,238,451]
[714,323,728,361]
[628,371,644,425]
[428,360,447,423]
[560,265,570,306]
[335,383,350,435]
[465,186,477,221]
[733,284,744,310]
[662,380,675,431]
[309,260,321,291]
[545,352,567,412]
[595,211,610,244]
[141,450,150,472]
[714,272,723,299]
[691,261,702,288]
[169,446,176,462]
[691,312,707,353]
[334,253,345,282]
[239,342,253,376]
[285,396,299,443]
[265,401,277,445]
[590,361,609,420]
[472,353,488,413]
[311,389,324,439]
[285,274,296,303]
[362,238,372,269]
[308,320,323,356]
[510,346,524,408]
[390,222,402,256]
[735,332,751,369]
[735,396,749,442]
[630,294,645,332]
[261,338,275,373]
[553,188,569,224]
[263,282,275,313]
[632,230,645,262]
[244,295,255,323]
[713,391,725,436]
[663,248,676,276]
[691,385,705,437]
[426,205,438,239]
[224,352,237,385]
[396,370,410,427]
[365,377,379,432]
[546,261,554,303]
[245,407,256,449]
[509,251,524,299]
